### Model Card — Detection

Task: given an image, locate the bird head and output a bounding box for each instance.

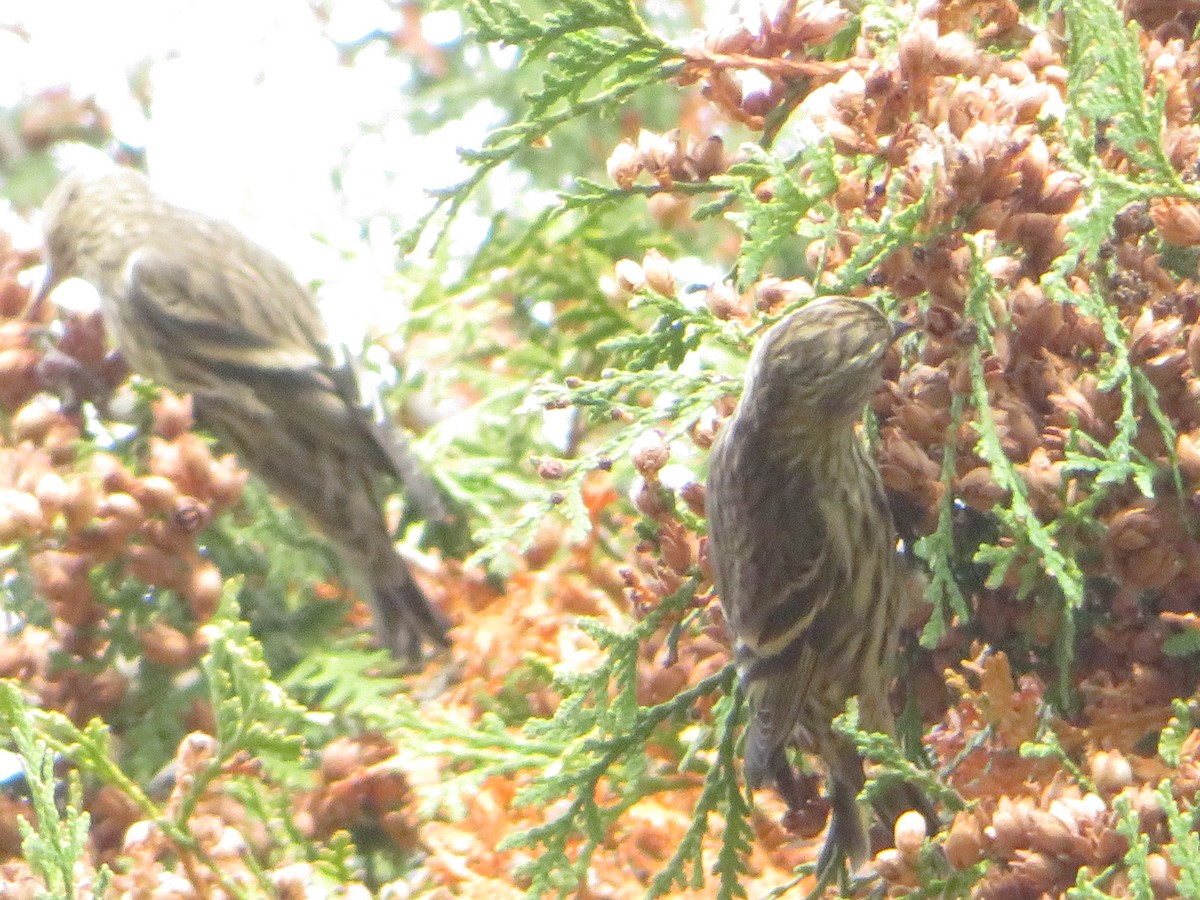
[31,168,157,314]
[745,297,907,425]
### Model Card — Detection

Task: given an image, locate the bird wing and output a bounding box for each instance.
[708,426,841,659]
[120,230,445,519]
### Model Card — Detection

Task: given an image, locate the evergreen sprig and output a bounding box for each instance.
[916,390,970,647]
[0,583,322,899]
[386,578,743,897]
[469,368,732,566]
[721,144,841,288]
[407,0,682,253]
[835,698,964,813]
[0,682,112,899]
[647,688,751,899]
[1058,0,1191,195]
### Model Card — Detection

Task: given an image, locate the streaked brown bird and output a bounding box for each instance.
[705,297,923,873]
[35,167,451,662]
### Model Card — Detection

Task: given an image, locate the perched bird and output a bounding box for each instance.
[705,297,923,872]
[35,167,451,662]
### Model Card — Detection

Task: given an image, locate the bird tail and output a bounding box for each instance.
[743,701,782,790]
[194,394,453,662]
[740,649,809,788]
[369,551,452,664]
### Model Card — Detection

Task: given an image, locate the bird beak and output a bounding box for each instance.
[24,262,59,322]
[889,318,917,343]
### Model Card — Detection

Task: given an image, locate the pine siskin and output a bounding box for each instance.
[35,168,451,662]
[705,297,923,872]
